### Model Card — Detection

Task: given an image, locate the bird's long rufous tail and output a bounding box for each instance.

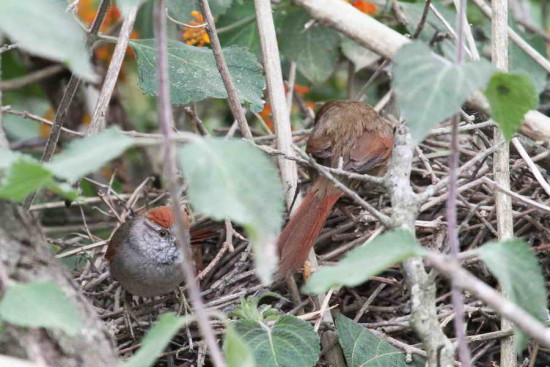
[277,177,343,277]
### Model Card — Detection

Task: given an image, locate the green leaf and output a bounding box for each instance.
[117,0,150,18]
[0,150,26,169]
[484,72,538,140]
[3,98,48,142]
[0,160,53,201]
[46,127,134,182]
[392,41,495,144]
[0,281,82,335]
[0,0,95,81]
[341,38,380,72]
[398,2,456,60]
[217,2,261,55]
[224,325,256,367]
[234,316,320,367]
[179,138,284,284]
[336,314,425,367]
[230,293,283,323]
[122,313,191,367]
[131,39,265,112]
[509,26,547,94]
[304,229,425,294]
[280,9,340,84]
[477,240,547,352]
[167,0,232,23]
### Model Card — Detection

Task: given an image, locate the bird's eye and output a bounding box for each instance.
[158,229,169,238]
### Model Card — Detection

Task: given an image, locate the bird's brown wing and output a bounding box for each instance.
[348,128,393,173]
[105,219,134,261]
[306,134,333,161]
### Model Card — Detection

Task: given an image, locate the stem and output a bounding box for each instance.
[491,0,516,364]
[198,0,252,140]
[0,35,8,150]
[446,0,473,365]
[254,0,299,208]
[22,0,110,210]
[86,6,137,135]
[446,115,472,367]
[154,1,226,366]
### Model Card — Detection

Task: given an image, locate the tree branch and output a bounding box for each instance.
[254,0,300,208]
[153,1,226,366]
[198,0,252,140]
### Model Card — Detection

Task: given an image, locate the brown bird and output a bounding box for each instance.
[105,206,218,297]
[106,206,189,297]
[277,100,394,277]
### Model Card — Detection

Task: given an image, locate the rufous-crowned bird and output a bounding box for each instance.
[105,206,190,297]
[277,100,394,277]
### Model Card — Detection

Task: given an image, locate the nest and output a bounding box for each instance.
[39,114,550,366]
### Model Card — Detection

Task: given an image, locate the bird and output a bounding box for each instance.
[277,100,394,277]
[105,206,190,297]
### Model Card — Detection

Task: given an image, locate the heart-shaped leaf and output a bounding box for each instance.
[122,313,191,367]
[304,229,425,294]
[46,127,134,183]
[224,325,256,367]
[0,281,82,335]
[341,37,380,72]
[178,138,284,284]
[392,41,494,144]
[477,240,547,352]
[234,316,320,367]
[280,9,340,84]
[131,39,265,112]
[167,0,232,23]
[484,71,538,140]
[336,314,425,367]
[0,0,95,81]
[0,160,54,201]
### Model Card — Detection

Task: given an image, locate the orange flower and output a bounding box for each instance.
[78,0,140,64]
[183,11,210,47]
[39,108,55,138]
[293,84,311,96]
[259,84,311,131]
[259,103,274,132]
[344,0,378,15]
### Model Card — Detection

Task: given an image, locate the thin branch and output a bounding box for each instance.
[446,0,473,364]
[0,36,9,150]
[257,144,385,186]
[511,137,550,197]
[482,177,550,213]
[0,107,85,137]
[419,139,505,204]
[490,0,516,363]
[165,9,207,28]
[86,6,138,136]
[516,20,550,42]
[286,62,297,115]
[184,105,210,136]
[0,65,65,91]
[254,0,299,208]
[198,0,252,140]
[451,0,480,60]
[0,44,18,54]
[411,0,433,39]
[307,155,392,227]
[427,253,550,348]
[154,1,225,366]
